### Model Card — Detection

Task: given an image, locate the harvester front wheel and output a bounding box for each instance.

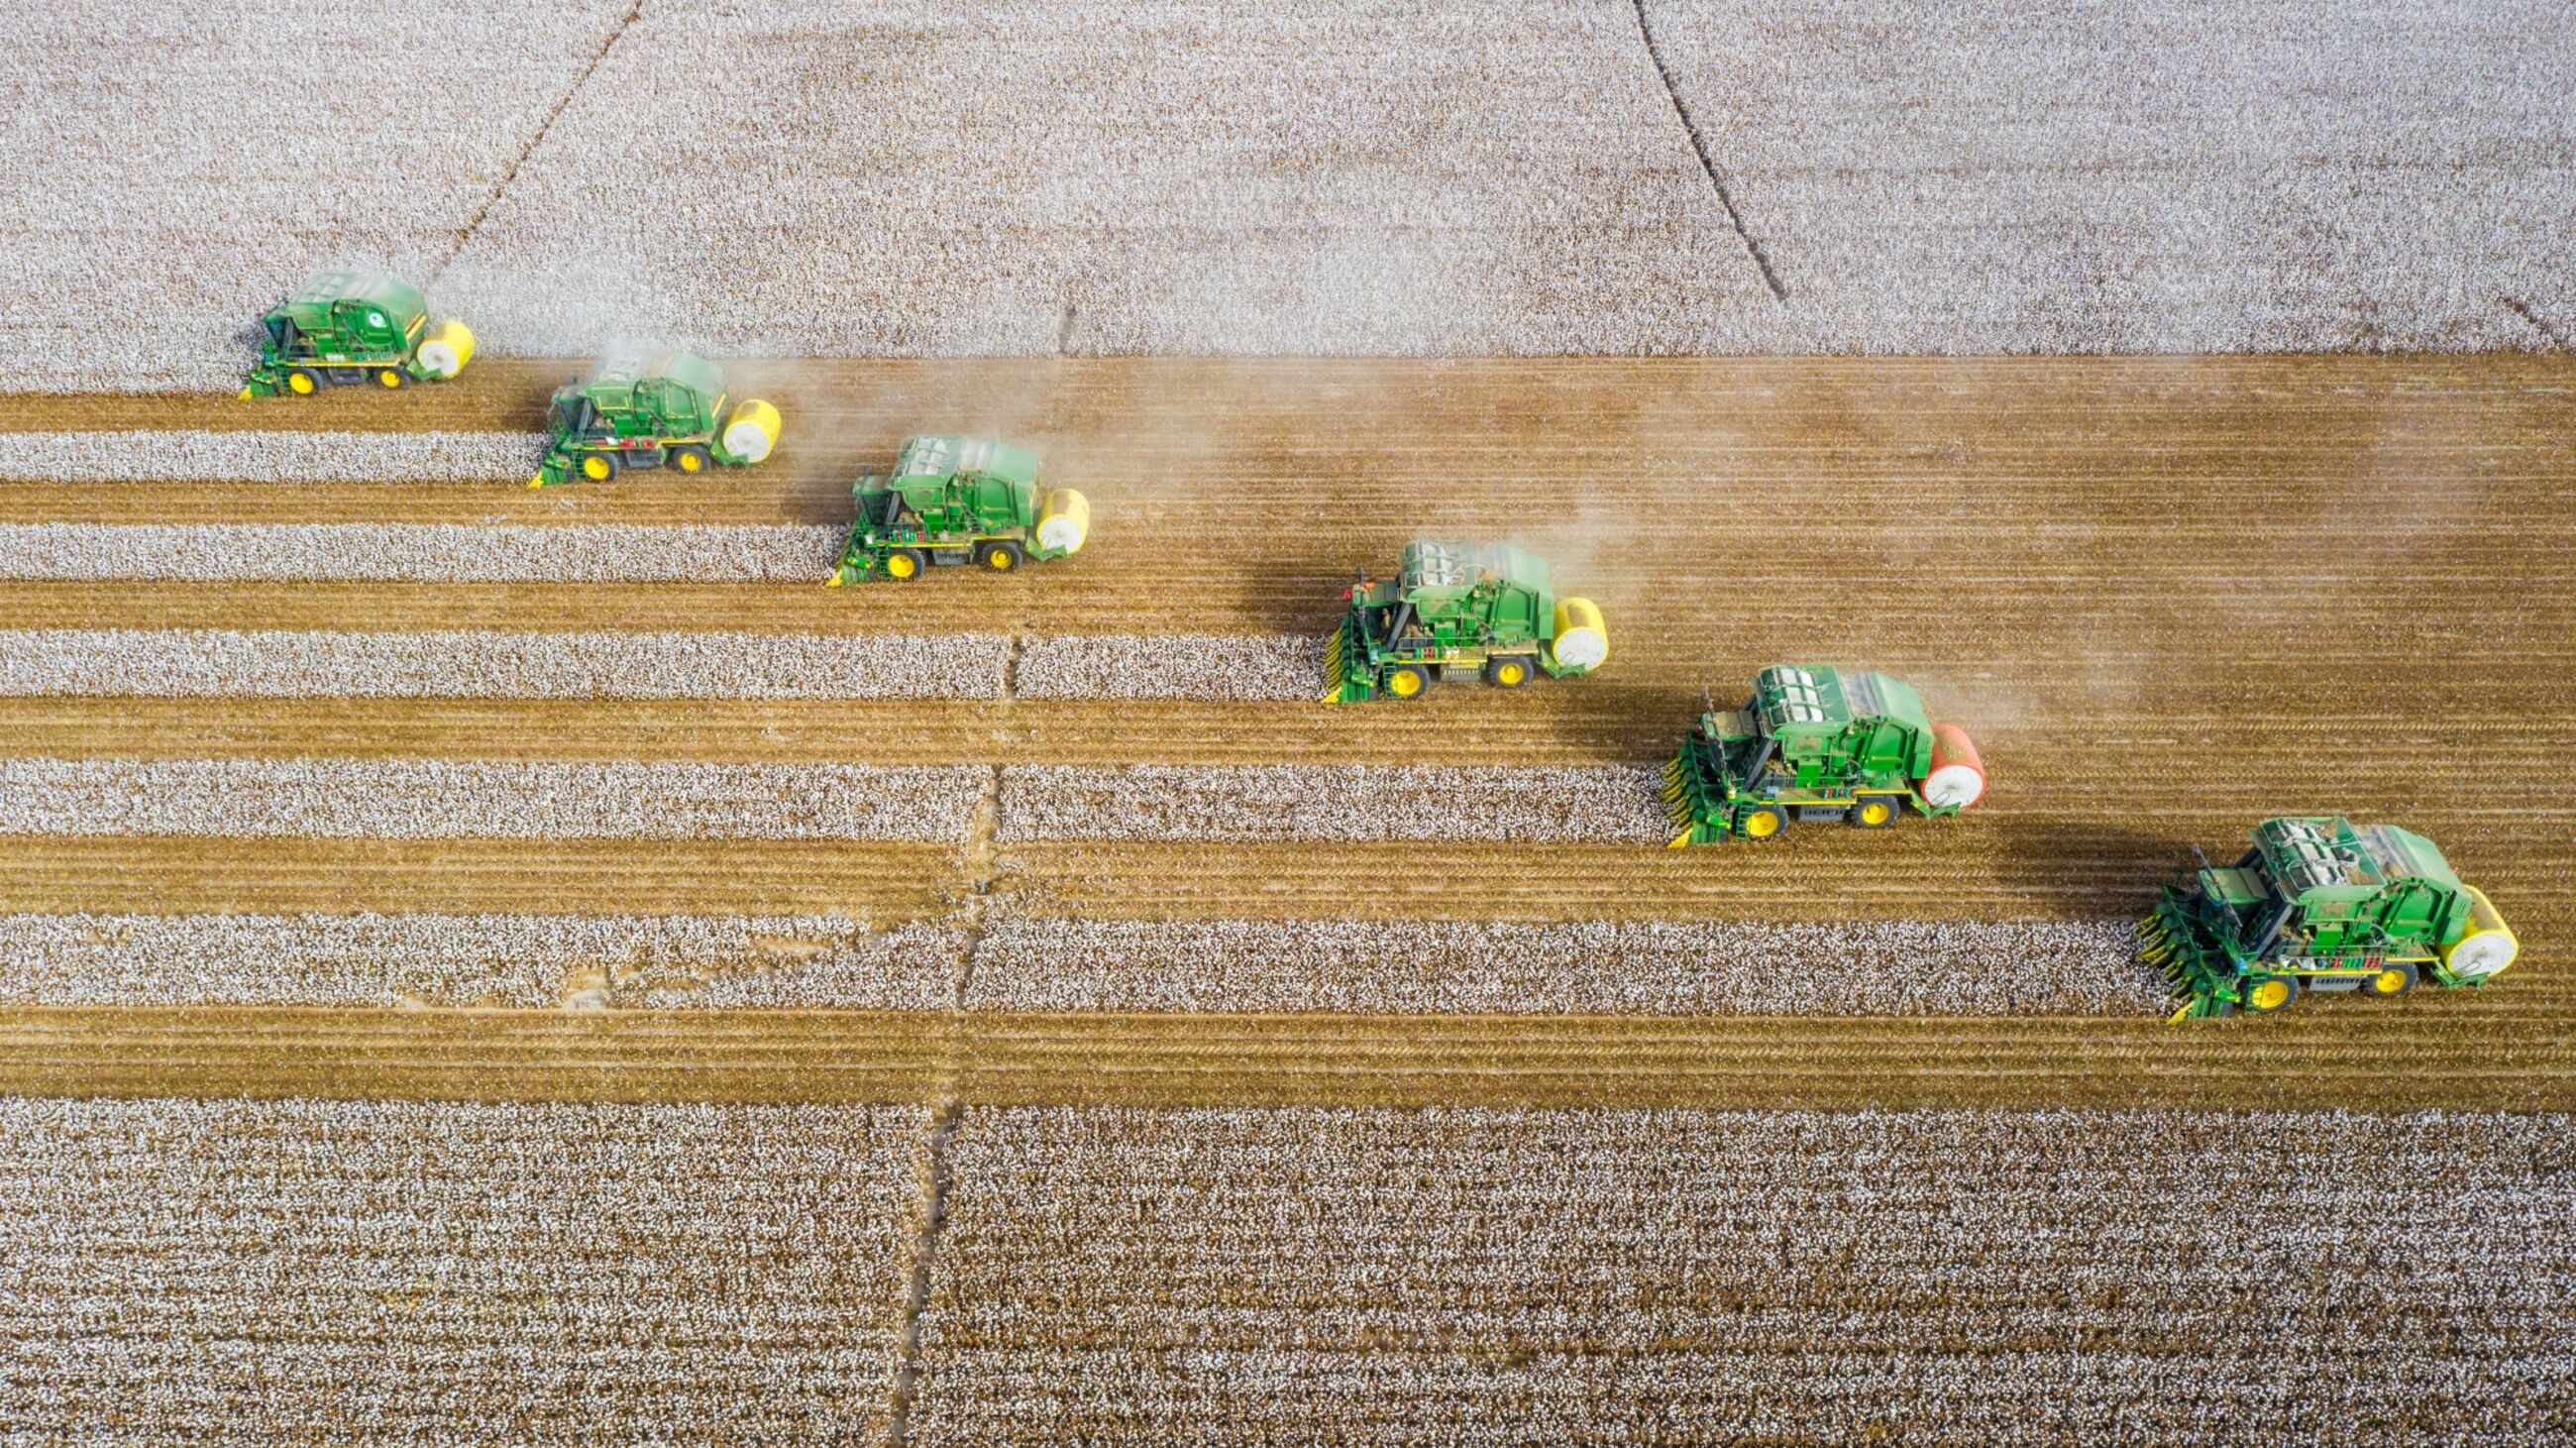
[376,369,403,390]
[285,369,319,396]
[669,445,711,475]
[1739,805,1787,839]
[579,453,618,483]
[979,541,1023,572]
[1383,665,1430,700]
[1482,656,1532,689]
[1851,797,1899,829]
[883,548,925,582]
[2243,975,2300,1013]
[2368,962,2418,997]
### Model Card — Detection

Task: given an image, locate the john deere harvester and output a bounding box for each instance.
[241,272,474,398]
[531,351,780,487]
[2143,816,2518,1022]
[1322,541,1606,703]
[1662,665,1986,843]
[828,435,1089,584]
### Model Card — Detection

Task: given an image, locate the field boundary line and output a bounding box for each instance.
[1629,0,1789,300]
[2504,297,2571,349]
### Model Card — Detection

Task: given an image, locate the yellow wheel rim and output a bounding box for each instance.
[2249,979,2291,1011]
[677,451,702,473]
[581,456,613,481]
[988,548,1015,570]
[2372,968,2408,995]
[1498,662,1525,685]
[286,373,315,395]
[1744,811,1779,838]
[377,370,402,389]
[1387,670,1423,698]
[887,554,916,579]
[1860,801,1891,826]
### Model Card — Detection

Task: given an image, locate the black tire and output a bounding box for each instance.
[1738,803,1788,840]
[2366,961,2419,998]
[978,540,1024,572]
[668,444,713,477]
[577,451,620,484]
[1849,796,1901,829]
[284,368,322,396]
[2242,974,2302,1014]
[1481,655,1535,689]
[1382,663,1432,700]
[882,547,928,582]
[376,367,404,390]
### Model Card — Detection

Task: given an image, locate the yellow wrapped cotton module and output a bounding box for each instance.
[1037,488,1091,555]
[2441,886,2520,979]
[1550,597,1608,673]
[721,398,782,465]
[415,318,475,380]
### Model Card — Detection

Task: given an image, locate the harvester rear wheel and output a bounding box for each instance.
[376,369,403,389]
[979,541,1023,572]
[579,453,618,483]
[1739,805,1787,839]
[1851,797,1899,829]
[1383,665,1430,700]
[285,369,319,396]
[883,548,925,582]
[2368,962,2418,997]
[1481,656,1532,689]
[669,445,711,475]
[2243,975,2300,1013]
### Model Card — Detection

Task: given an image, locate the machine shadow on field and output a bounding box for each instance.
[1990,819,2195,918]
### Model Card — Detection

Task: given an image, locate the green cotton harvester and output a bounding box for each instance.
[828,435,1090,584]
[1322,540,1607,703]
[2143,816,2519,1022]
[1662,664,1986,843]
[530,350,781,487]
[241,271,474,397]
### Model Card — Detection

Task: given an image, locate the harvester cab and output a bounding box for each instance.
[531,350,780,486]
[1321,540,1606,703]
[1662,664,1985,843]
[2143,816,2518,1021]
[828,435,1090,584]
[241,271,474,398]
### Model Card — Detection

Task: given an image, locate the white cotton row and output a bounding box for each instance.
[0,1096,924,1440]
[996,763,1672,842]
[1014,633,1327,702]
[0,629,1013,700]
[0,523,847,582]
[0,431,547,483]
[0,911,2162,1016]
[0,759,981,840]
[912,1105,2576,1446]
[0,913,958,1009]
[966,916,2167,1016]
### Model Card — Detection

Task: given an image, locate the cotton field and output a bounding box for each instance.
[0,522,847,583]
[0,758,983,840]
[0,431,544,483]
[996,763,1673,842]
[911,1106,2576,1445]
[966,916,2166,1015]
[0,1096,925,1440]
[0,912,958,1009]
[1013,633,1327,702]
[0,629,1015,701]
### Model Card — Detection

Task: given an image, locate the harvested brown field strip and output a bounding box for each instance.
[995,763,1671,842]
[0,628,1013,700]
[0,523,845,582]
[0,430,543,483]
[0,838,959,919]
[963,916,2165,1016]
[0,758,982,840]
[6,1005,2568,1111]
[0,913,955,1009]
[911,1106,2576,1445]
[0,1096,923,1439]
